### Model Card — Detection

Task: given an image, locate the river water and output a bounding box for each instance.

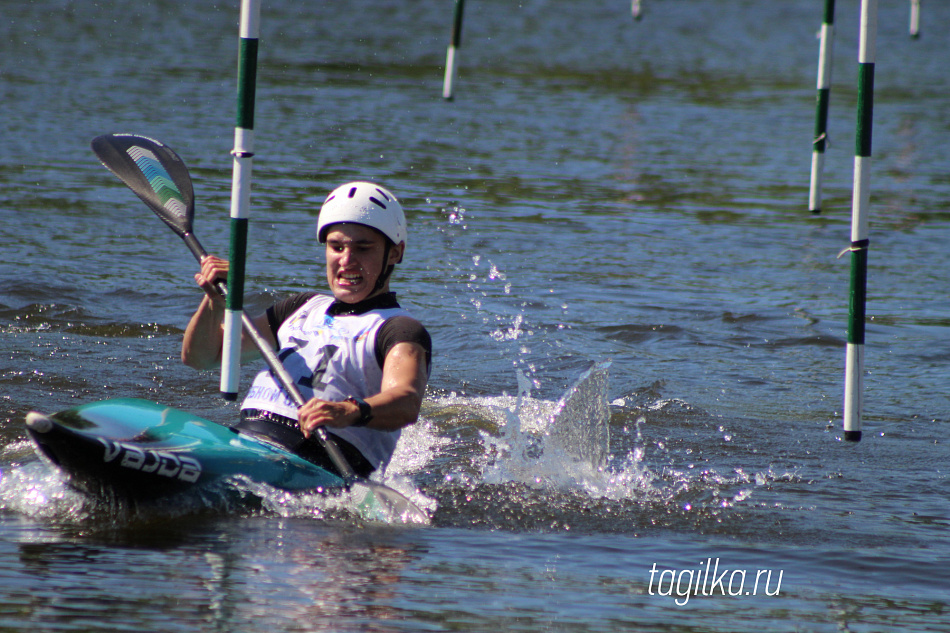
[2,0,949,630]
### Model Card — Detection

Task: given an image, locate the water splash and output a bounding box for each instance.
[442,362,656,500]
[423,362,814,533]
[545,361,610,469]
[1,448,436,528]
[0,461,96,523]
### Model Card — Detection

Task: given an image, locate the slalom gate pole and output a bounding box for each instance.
[909,0,921,38]
[632,0,642,21]
[842,0,877,442]
[221,0,261,400]
[809,0,836,215]
[442,0,466,100]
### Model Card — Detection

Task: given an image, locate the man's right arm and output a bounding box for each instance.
[181,255,271,370]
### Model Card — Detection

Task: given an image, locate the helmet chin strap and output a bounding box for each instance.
[372,241,395,293]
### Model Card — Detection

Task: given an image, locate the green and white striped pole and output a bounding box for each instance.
[442,0,465,100]
[808,0,835,215]
[909,0,921,39]
[842,0,877,442]
[221,0,261,400]
[632,0,642,21]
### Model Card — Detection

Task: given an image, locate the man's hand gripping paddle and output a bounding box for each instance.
[91,133,428,524]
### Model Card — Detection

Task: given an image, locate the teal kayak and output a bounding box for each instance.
[25,398,429,524]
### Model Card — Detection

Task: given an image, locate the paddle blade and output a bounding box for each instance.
[91,134,195,237]
[350,480,430,525]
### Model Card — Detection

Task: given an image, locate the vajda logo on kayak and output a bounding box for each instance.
[97,438,201,483]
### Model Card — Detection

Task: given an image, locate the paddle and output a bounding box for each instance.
[90,133,428,524]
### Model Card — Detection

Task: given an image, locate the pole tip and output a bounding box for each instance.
[843,430,862,442]
[221,392,239,402]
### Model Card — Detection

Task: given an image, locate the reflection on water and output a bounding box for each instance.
[4,517,425,633]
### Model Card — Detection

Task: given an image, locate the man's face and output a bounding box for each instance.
[324,223,402,303]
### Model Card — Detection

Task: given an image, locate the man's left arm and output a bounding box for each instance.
[366,341,429,430]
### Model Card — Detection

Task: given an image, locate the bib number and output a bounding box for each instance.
[277,344,339,394]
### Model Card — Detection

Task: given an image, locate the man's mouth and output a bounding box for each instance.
[339,272,363,287]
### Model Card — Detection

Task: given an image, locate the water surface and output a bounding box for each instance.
[2,0,949,630]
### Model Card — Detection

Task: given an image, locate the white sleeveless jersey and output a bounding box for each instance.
[241,294,410,470]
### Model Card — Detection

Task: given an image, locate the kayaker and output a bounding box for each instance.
[181,182,431,478]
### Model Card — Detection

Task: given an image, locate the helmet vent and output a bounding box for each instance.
[317,181,406,246]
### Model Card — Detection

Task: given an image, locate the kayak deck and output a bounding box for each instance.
[26,398,346,500]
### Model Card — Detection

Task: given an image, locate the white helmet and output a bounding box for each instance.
[317,182,407,246]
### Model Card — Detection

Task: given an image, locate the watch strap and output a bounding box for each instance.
[346,396,373,427]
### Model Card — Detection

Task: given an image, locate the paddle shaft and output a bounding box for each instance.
[180,231,357,480]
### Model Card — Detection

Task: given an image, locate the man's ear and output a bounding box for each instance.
[390,242,406,264]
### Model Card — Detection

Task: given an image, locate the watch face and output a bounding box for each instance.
[358,399,373,422]
[348,397,372,425]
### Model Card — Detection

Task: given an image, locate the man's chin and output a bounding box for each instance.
[332,286,370,304]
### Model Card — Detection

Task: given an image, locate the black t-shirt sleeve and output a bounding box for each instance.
[375,316,432,375]
[266,292,318,338]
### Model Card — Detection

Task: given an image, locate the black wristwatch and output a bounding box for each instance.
[346,396,373,427]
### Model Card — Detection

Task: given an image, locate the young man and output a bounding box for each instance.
[181,182,431,478]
